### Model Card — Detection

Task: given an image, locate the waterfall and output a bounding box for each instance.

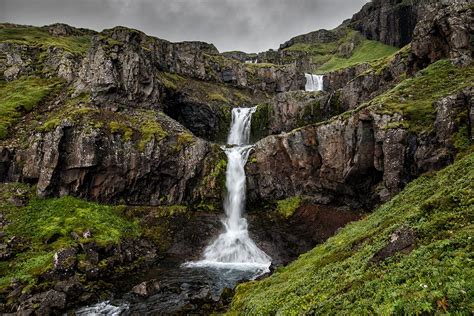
[305,73,324,92]
[185,107,271,272]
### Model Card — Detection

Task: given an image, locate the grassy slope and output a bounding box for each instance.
[281,29,398,73]
[316,39,398,73]
[0,184,141,289]
[0,25,91,55]
[230,151,474,315]
[0,76,62,139]
[371,60,474,134]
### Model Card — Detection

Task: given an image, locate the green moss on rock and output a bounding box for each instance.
[276,196,302,219]
[372,60,473,133]
[0,25,92,56]
[251,103,271,141]
[0,188,140,289]
[0,76,63,139]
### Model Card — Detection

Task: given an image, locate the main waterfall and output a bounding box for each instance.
[186,107,271,273]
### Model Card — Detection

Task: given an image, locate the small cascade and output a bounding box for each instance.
[305,73,324,92]
[185,107,271,273]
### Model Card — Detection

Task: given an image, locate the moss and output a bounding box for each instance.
[275,196,302,219]
[109,121,133,141]
[36,92,97,133]
[39,118,62,132]
[317,39,398,73]
[159,72,184,90]
[208,92,230,104]
[372,60,474,133]
[216,105,232,143]
[251,103,271,141]
[175,132,195,152]
[0,25,91,56]
[138,115,168,150]
[297,100,324,127]
[230,150,474,315]
[0,76,63,139]
[0,190,140,289]
[129,205,188,252]
[234,91,251,103]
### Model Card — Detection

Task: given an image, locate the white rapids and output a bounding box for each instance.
[305,73,324,91]
[185,107,271,273]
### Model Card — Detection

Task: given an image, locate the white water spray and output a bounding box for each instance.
[305,73,324,92]
[186,107,271,273]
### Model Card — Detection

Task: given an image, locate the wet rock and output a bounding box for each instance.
[370,227,417,264]
[131,279,162,298]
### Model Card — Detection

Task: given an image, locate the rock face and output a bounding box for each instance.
[1,120,222,205]
[279,29,340,50]
[411,0,473,67]
[350,0,425,48]
[247,87,473,207]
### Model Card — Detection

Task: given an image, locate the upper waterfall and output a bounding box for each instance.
[305,73,324,92]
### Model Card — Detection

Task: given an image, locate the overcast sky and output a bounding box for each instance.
[1,0,369,53]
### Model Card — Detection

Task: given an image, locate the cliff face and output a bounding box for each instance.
[349,0,425,48]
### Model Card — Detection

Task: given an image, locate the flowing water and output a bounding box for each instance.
[74,108,271,314]
[305,73,324,91]
[185,107,271,273]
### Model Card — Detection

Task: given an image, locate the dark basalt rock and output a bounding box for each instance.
[131,279,162,297]
[247,87,473,207]
[411,0,473,68]
[350,0,428,48]
[370,226,417,264]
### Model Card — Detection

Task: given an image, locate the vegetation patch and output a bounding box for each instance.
[250,103,271,141]
[159,72,185,90]
[0,76,63,139]
[372,60,474,133]
[0,25,91,56]
[316,38,398,73]
[275,196,302,219]
[0,187,140,289]
[109,121,133,141]
[138,112,168,150]
[208,92,230,104]
[175,132,195,152]
[230,150,474,315]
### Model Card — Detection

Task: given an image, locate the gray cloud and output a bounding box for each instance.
[1,0,369,52]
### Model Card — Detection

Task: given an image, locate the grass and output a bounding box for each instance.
[0,25,91,56]
[317,39,398,73]
[276,196,302,219]
[0,185,140,289]
[372,60,474,133]
[208,92,230,104]
[229,150,474,315]
[0,76,63,139]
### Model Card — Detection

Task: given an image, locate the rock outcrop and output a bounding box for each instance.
[1,113,225,205]
[350,0,426,48]
[411,0,473,67]
[247,87,473,207]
